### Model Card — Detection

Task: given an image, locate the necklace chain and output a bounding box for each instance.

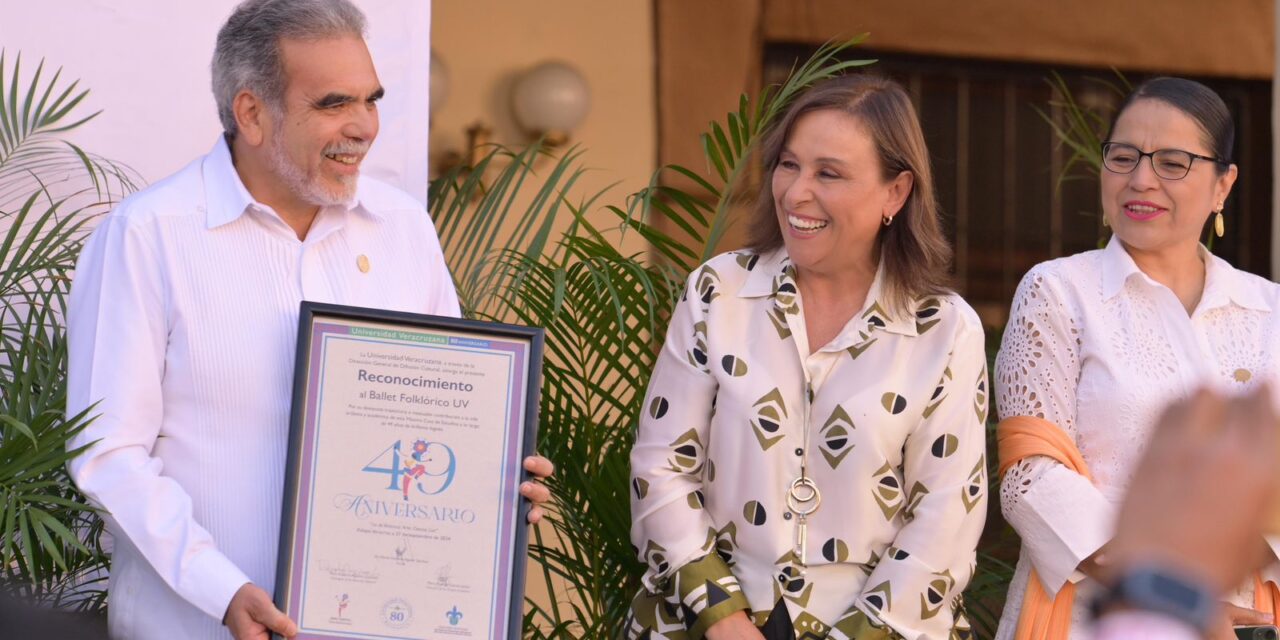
[789,381,822,570]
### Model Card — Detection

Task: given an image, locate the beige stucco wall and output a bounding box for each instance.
[431,0,656,257]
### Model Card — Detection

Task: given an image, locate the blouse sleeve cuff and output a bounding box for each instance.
[177,548,252,622]
[673,553,749,639]
[828,607,897,640]
[1011,464,1116,595]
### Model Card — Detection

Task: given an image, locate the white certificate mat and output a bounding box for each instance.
[277,303,541,640]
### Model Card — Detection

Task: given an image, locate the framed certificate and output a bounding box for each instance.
[275,302,543,639]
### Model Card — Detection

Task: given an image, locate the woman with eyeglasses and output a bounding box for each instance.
[995,77,1280,640]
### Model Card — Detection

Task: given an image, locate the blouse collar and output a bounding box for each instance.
[737,247,920,338]
[1099,235,1270,313]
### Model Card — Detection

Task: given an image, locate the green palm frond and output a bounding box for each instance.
[963,549,1017,636]
[0,301,106,610]
[491,239,679,638]
[1034,71,1130,185]
[0,51,139,353]
[610,37,876,272]
[431,142,603,318]
[0,52,136,611]
[0,51,139,208]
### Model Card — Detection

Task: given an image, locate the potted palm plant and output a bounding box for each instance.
[0,51,138,613]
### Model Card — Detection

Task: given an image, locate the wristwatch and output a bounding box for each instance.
[1093,564,1217,633]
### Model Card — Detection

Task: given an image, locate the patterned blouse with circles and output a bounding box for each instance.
[628,248,989,640]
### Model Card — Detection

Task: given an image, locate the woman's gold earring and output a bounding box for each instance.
[1214,205,1225,238]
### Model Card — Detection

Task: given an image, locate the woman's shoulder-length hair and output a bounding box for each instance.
[743,74,953,316]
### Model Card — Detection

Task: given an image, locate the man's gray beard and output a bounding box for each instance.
[267,128,358,207]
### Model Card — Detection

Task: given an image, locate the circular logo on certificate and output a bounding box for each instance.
[381,598,413,629]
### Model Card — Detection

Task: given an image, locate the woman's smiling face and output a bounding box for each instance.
[771,109,911,278]
[1101,98,1237,255]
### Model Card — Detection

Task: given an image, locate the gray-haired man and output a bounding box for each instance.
[66,2,552,638]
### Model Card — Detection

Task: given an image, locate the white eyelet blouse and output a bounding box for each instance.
[994,236,1280,639]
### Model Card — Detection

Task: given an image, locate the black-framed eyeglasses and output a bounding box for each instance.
[1101,142,1229,180]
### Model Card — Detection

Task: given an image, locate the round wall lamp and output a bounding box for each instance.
[431,56,591,175]
[510,61,590,147]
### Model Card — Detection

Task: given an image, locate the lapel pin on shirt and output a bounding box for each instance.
[1234,368,1252,383]
[357,255,371,274]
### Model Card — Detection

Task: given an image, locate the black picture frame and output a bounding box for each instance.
[274,301,542,639]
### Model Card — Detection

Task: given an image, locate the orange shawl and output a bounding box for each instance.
[997,415,1280,639]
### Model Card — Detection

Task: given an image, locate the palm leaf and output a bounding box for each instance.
[0,52,135,611]
[0,51,139,208]
[610,37,876,274]
[1033,71,1128,186]
[494,242,678,638]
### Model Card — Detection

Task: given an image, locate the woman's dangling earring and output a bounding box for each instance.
[1102,215,1109,228]
[1214,203,1225,238]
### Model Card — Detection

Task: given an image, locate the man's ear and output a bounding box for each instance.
[233,90,269,147]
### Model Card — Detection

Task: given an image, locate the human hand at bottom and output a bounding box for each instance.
[1105,385,1280,592]
[704,610,767,640]
[224,583,298,640]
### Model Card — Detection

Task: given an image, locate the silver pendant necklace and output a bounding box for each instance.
[788,398,822,572]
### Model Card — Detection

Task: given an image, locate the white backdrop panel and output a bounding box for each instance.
[0,0,432,202]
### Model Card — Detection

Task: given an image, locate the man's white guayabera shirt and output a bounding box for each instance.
[66,138,460,640]
[995,237,1280,640]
